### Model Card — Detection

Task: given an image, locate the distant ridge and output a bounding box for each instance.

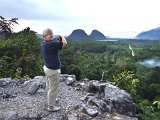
[67,29,108,40]
[136,27,160,40]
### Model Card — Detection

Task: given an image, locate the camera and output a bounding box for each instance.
[57,35,62,41]
[53,35,62,41]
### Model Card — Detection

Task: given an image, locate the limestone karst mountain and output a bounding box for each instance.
[67,29,108,40]
[89,29,107,40]
[136,27,160,40]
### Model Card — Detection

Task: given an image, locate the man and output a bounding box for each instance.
[41,28,67,112]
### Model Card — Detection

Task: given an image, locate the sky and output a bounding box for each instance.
[0,0,160,38]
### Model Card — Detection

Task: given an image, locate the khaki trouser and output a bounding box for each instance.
[43,65,60,106]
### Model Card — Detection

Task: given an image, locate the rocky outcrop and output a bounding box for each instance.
[0,75,138,120]
[80,80,137,116]
[104,83,136,116]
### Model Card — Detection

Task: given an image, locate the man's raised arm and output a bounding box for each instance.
[60,36,67,48]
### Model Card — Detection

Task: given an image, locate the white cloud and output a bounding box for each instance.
[2,0,160,37]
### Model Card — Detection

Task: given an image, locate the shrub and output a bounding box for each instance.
[112,70,139,95]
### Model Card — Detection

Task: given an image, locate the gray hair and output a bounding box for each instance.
[42,28,53,37]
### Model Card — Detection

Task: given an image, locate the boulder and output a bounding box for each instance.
[66,75,76,85]
[82,107,99,117]
[60,74,68,82]
[87,96,108,112]
[86,80,100,92]
[28,82,40,95]
[86,80,107,93]
[104,83,136,116]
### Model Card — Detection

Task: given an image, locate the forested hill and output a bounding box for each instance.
[136,27,160,40]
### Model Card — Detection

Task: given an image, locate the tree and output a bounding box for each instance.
[66,64,81,80]
[112,70,139,95]
[0,27,42,79]
[0,16,18,39]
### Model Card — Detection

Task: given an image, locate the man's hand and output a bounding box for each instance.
[60,35,67,48]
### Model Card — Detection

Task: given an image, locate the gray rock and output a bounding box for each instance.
[80,93,94,102]
[21,80,30,87]
[76,82,86,87]
[28,112,40,119]
[0,76,138,120]
[86,80,107,93]
[80,96,87,101]
[0,78,11,82]
[38,80,46,89]
[88,97,100,106]
[105,104,113,113]
[39,111,49,118]
[73,104,81,110]
[86,80,100,92]
[82,107,99,117]
[66,75,76,85]
[28,82,40,95]
[104,83,136,116]
[3,111,18,120]
[0,93,8,98]
[21,111,46,119]
[31,78,46,88]
[0,80,7,87]
[88,97,107,112]
[68,113,78,120]
[34,76,44,79]
[1,93,17,99]
[99,83,107,93]
[75,82,87,90]
[60,74,68,82]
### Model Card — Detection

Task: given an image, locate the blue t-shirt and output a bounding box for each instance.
[41,40,63,70]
